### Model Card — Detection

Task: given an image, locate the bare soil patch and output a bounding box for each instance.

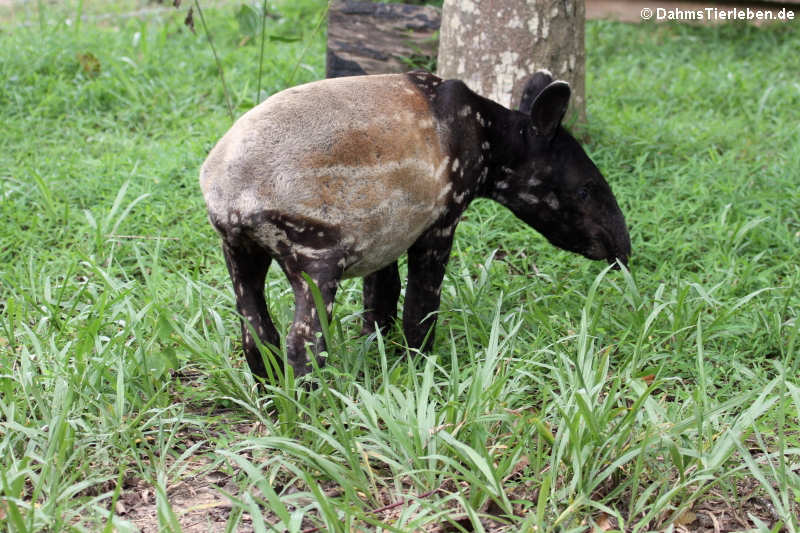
[120,469,253,533]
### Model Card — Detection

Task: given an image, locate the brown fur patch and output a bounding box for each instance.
[200,74,451,279]
[300,78,443,212]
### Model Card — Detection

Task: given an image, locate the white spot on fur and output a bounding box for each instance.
[458,106,472,118]
[519,192,540,205]
[481,141,490,150]
[237,283,245,296]
[452,159,460,172]
[435,157,451,182]
[545,192,560,210]
[437,182,453,202]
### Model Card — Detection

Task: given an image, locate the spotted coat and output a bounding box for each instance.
[200,70,631,379]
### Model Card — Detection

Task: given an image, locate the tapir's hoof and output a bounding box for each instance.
[360,321,394,338]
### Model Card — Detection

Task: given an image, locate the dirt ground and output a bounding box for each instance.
[111,440,789,533]
[116,470,788,532]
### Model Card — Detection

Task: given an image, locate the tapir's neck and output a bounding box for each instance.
[405,71,529,207]
[477,104,530,196]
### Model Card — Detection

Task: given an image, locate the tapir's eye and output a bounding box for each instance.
[577,187,589,200]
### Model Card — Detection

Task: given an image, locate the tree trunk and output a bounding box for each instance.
[437,0,586,123]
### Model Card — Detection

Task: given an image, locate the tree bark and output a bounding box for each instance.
[437,0,585,123]
[326,1,440,78]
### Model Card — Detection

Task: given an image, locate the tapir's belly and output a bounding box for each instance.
[259,155,449,279]
[328,162,445,278]
[200,74,451,278]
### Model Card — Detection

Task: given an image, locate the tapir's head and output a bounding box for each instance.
[490,71,631,266]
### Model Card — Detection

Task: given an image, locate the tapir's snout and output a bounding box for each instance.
[584,208,630,269]
[606,215,631,269]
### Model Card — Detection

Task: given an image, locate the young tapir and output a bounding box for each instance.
[200,69,631,380]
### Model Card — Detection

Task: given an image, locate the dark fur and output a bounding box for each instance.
[206,70,631,381]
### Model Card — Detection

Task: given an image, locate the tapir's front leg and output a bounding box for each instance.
[283,257,343,377]
[362,261,401,335]
[403,229,455,352]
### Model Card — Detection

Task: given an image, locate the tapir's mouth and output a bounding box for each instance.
[584,234,630,268]
[585,250,627,268]
[607,239,631,269]
[607,254,628,269]
[598,222,631,269]
[546,224,631,268]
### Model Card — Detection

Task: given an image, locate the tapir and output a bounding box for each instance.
[200,69,631,379]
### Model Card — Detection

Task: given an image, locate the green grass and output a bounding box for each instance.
[1,2,799,531]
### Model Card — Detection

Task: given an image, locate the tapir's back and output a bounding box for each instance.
[200,75,451,274]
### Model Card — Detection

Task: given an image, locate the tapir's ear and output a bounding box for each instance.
[518,70,554,115]
[530,81,571,141]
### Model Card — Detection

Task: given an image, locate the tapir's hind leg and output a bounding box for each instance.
[282,255,344,377]
[222,241,280,380]
[361,261,401,335]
